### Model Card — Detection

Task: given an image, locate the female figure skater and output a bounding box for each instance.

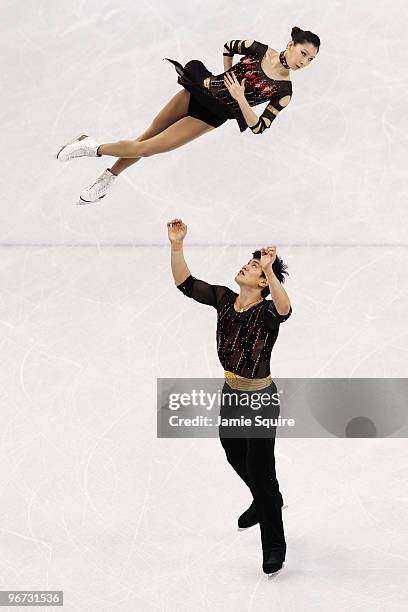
[56,26,320,204]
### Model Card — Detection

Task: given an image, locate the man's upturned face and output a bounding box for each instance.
[235,258,266,291]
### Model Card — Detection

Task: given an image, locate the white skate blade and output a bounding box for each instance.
[267,564,284,579]
[56,133,87,160]
[237,526,252,532]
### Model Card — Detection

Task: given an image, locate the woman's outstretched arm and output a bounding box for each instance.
[243,95,292,134]
[222,39,256,71]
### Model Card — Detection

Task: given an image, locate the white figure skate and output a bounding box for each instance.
[77,168,117,204]
[57,134,101,161]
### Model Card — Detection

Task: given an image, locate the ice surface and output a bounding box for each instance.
[0,0,407,610]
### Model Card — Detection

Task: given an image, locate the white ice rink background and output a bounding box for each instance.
[0,0,407,610]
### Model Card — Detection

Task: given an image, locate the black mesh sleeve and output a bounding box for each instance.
[177,275,232,310]
[263,300,292,330]
[250,93,292,135]
[223,39,268,59]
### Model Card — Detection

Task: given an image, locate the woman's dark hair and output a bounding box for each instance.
[252,250,289,298]
[291,26,320,51]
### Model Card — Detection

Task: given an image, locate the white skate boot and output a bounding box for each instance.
[57,134,101,161]
[77,168,117,204]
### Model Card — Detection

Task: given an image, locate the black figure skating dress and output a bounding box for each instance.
[164,39,292,133]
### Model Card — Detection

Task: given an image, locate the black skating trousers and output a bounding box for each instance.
[218,380,286,563]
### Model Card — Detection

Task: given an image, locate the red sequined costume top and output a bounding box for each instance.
[176,275,292,379]
[164,39,292,134]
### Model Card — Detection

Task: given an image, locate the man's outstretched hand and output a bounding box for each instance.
[260,245,277,271]
[167,218,187,244]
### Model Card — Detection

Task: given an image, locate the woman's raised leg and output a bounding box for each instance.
[111,89,192,175]
[77,89,215,203]
[98,115,215,159]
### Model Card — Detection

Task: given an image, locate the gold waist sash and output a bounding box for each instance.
[224,370,273,391]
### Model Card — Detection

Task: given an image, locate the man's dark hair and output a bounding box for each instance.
[251,250,289,298]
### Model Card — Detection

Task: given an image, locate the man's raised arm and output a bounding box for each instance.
[167,218,225,308]
[167,218,191,286]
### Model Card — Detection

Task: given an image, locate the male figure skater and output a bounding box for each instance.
[167,218,292,576]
